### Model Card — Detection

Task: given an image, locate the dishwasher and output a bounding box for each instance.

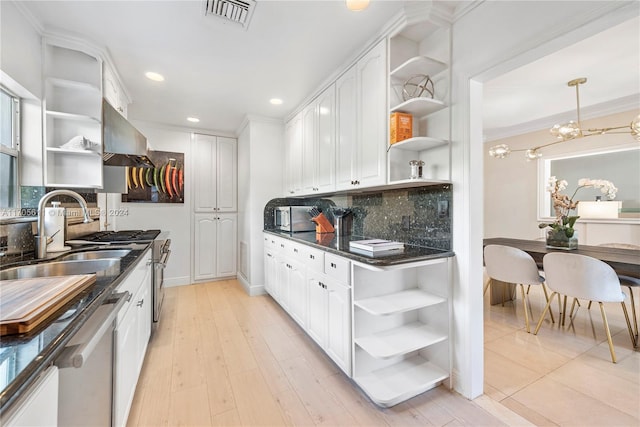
[55,291,128,427]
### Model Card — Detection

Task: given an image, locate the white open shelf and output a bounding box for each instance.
[46,147,101,156]
[46,110,100,122]
[390,56,447,82]
[355,289,445,316]
[355,322,447,359]
[47,77,100,93]
[388,136,448,152]
[354,354,448,408]
[390,97,446,117]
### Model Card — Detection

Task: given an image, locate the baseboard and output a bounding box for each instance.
[237,274,267,296]
[164,276,191,287]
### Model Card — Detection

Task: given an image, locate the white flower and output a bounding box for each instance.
[557,180,568,191]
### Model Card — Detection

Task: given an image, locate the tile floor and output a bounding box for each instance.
[483,280,639,426]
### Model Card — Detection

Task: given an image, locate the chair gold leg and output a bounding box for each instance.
[624,286,638,343]
[570,298,579,318]
[599,302,617,363]
[588,300,593,310]
[541,283,555,324]
[562,295,568,326]
[520,284,530,333]
[483,278,491,297]
[534,292,557,335]
[620,301,637,348]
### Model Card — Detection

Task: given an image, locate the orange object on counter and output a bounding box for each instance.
[311,212,334,233]
[390,112,413,144]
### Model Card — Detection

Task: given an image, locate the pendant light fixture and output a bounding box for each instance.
[489,77,640,160]
[346,0,370,12]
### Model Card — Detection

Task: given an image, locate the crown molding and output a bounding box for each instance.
[11,0,44,34]
[483,95,639,142]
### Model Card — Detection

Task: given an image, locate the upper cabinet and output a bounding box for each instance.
[43,39,103,188]
[336,39,388,191]
[103,63,129,118]
[284,113,303,196]
[387,20,452,184]
[193,133,237,212]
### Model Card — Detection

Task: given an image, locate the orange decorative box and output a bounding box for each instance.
[390,112,413,144]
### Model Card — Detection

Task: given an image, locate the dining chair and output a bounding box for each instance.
[484,245,554,332]
[534,252,636,363]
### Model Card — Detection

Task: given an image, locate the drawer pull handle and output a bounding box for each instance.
[281,244,285,248]
[137,299,144,307]
[331,262,337,268]
[294,248,298,253]
[310,254,315,259]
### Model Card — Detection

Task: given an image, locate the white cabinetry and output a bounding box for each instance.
[387,21,451,184]
[114,251,152,427]
[352,257,451,407]
[194,213,237,281]
[262,233,351,375]
[103,62,129,117]
[301,85,336,194]
[0,367,58,427]
[284,113,303,196]
[193,134,237,212]
[43,40,103,188]
[336,39,387,190]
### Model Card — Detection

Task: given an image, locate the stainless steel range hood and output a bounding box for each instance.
[102,99,155,168]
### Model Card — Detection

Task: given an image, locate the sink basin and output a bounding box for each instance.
[58,249,131,261]
[0,258,121,280]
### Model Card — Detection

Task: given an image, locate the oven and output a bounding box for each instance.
[70,229,171,332]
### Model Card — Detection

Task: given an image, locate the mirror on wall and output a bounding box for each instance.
[538,145,640,220]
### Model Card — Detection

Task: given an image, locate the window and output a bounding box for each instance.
[0,87,20,209]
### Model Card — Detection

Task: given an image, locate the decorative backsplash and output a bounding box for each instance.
[264,184,452,250]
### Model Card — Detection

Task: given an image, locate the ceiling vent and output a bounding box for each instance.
[204,0,256,29]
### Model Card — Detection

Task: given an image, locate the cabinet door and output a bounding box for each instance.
[335,66,357,191]
[276,257,291,310]
[285,114,303,196]
[316,85,336,193]
[114,299,138,427]
[193,134,217,212]
[1,367,58,427]
[301,103,316,194]
[135,269,152,371]
[216,137,237,212]
[216,213,237,277]
[288,259,307,328]
[306,275,328,348]
[264,248,277,297]
[326,279,351,375]
[356,39,387,187]
[194,214,217,280]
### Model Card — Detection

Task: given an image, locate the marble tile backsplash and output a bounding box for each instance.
[264,184,452,250]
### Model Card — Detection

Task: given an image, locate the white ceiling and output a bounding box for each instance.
[22,0,430,134]
[482,15,640,142]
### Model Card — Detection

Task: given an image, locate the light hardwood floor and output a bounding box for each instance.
[127,279,639,427]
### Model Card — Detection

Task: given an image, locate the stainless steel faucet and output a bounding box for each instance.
[36,190,92,258]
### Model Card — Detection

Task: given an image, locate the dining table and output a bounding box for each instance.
[483,238,640,305]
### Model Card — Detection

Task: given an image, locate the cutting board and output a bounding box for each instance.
[0,274,96,335]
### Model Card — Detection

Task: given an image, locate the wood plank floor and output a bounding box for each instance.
[127,279,522,426]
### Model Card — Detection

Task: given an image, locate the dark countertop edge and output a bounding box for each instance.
[263,230,454,265]
[0,244,152,413]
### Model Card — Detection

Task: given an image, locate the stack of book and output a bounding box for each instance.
[349,239,405,257]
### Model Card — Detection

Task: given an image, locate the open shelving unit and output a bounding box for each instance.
[351,257,452,407]
[43,41,103,188]
[387,19,452,185]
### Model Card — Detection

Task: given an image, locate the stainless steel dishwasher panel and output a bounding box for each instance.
[55,292,128,427]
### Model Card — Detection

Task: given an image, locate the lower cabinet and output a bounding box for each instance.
[194,213,237,281]
[262,233,351,376]
[114,251,152,427]
[0,367,58,427]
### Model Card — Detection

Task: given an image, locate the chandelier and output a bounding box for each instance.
[488,77,640,160]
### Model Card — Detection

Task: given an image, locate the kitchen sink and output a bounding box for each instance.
[0,258,121,280]
[58,249,131,261]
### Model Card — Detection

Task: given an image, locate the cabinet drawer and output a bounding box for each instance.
[324,253,350,285]
[305,247,325,273]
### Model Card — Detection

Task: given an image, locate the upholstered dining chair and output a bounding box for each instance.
[534,252,636,363]
[484,245,554,332]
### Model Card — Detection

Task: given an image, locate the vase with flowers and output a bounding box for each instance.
[539,176,617,249]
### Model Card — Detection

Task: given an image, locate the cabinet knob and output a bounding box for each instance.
[331,262,337,268]
[137,299,144,307]
[294,248,298,253]
[309,254,315,260]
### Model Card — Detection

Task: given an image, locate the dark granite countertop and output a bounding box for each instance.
[0,243,152,412]
[264,230,454,266]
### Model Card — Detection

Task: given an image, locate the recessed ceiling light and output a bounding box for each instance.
[145,71,165,82]
[270,98,283,105]
[187,117,200,123]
